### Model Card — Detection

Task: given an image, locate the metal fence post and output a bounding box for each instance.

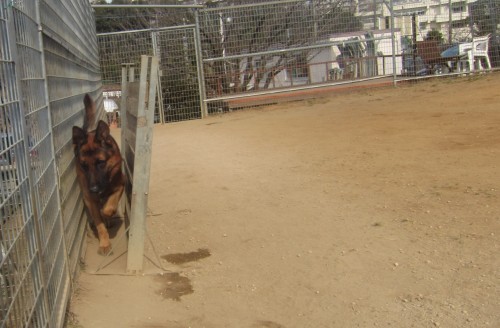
[120,63,134,161]
[151,30,165,124]
[389,0,397,86]
[34,2,73,326]
[124,56,159,273]
[194,9,208,118]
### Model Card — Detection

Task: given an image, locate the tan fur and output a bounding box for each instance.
[73,94,125,255]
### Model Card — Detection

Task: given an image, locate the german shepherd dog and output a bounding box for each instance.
[73,94,125,255]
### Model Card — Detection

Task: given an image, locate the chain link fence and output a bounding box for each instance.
[1,0,101,327]
[94,0,499,122]
[96,6,204,123]
[1,0,498,325]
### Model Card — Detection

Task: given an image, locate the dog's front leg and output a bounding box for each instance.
[84,196,111,255]
[101,182,124,219]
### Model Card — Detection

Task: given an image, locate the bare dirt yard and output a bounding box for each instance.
[68,73,499,328]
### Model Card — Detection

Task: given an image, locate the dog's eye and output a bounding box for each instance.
[80,162,88,170]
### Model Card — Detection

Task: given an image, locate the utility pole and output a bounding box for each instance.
[448,0,452,44]
[412,13,417,75]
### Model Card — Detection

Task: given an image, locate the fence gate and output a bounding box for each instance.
[97,25,205,124]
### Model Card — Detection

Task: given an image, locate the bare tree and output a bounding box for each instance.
[199,0,362,93]
[95,0,362,98]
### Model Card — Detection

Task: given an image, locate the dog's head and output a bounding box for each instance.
[72,95,121,194]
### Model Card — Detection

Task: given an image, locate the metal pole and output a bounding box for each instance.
[203,36,392,63]
[120,63,134,160]
[468,1,474,38]
[34,2,72,321]
[151,30,165,124]
[92,4,204,9]
[390,0,397,86]
[449,0,452,44]
[312,0,318,41]
[194,9,208,118]
[412,13,417,76]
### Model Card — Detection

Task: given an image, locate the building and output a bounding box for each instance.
[356,0,477,43]
[308,29,403,82]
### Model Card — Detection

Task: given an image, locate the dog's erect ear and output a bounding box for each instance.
[95,120,112,146]
[83,94,96,132]
[72,126,86,146]
[83,94,93,110]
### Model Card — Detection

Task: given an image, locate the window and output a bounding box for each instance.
[452,2,466,13]
[451,19,467,28]
[287,54,309,79]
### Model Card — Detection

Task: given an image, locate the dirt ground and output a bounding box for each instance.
[68,73,500,328]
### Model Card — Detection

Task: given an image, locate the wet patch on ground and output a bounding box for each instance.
[162,248,211,265]
[252,320,286,328]
[155,273,193,301]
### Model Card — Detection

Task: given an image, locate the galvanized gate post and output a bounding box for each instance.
[194,9,208,118]
[121,56,159,273]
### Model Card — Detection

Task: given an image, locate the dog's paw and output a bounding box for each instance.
[101,205,117,218]
[98,243,112,256]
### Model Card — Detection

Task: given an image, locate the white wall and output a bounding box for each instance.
[308,29,403,81]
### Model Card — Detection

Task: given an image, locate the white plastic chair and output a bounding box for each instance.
[458,34,491,72]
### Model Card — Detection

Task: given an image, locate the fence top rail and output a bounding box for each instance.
[205,76,390,103]
[92,0,300,11]
[203,35,395,63]
[92,4,204,9]
[96,24,196,36]
[201,0,302,12]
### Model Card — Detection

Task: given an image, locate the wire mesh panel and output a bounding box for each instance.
[98,27,202,123]
[156,27,202,122]
[39,0,103,325]
[1,2,48,327]
[94,1,499,120]
[198,0,395,105]
[382,0,500,79]
[95,5,205,123]
[41,0,103,283]
[40,0,101,325]
[1,0,102,327]
[98,30,154,86]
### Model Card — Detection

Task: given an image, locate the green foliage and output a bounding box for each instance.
[425,29,444,42]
